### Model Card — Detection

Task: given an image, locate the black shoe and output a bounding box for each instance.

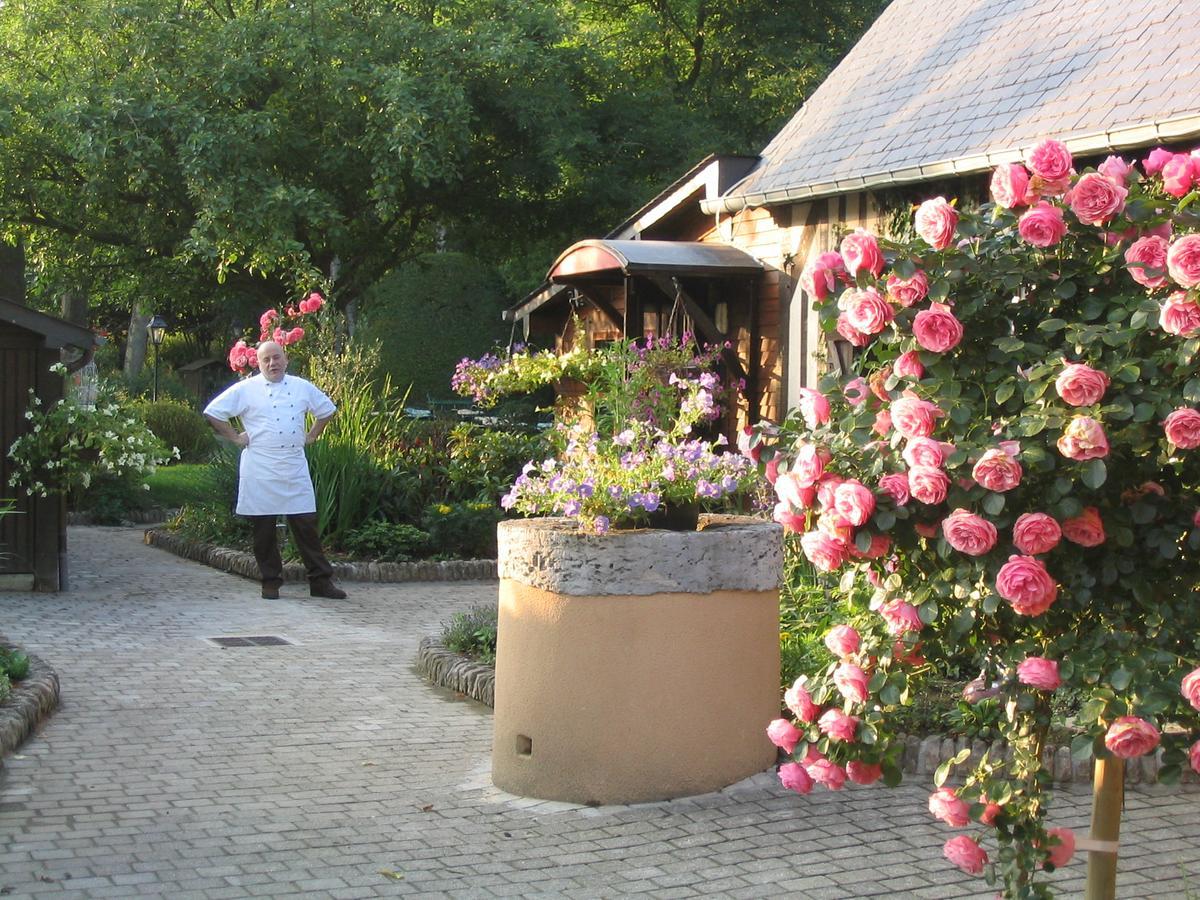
[262,585,280,600]
[310,583,347,600]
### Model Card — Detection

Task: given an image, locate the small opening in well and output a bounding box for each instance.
[516,734,532,757]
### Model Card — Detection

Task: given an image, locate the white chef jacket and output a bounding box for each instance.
[203,374,337,516]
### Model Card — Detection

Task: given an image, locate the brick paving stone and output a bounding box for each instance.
[0,526,1197,899]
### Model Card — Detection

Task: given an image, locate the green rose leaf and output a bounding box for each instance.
[1081,459,1106,489]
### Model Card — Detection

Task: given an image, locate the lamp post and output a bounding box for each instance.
[148,315,167,401]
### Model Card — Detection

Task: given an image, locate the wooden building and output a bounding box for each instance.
[0,297,98,591]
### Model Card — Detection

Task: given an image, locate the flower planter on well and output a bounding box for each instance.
[492,515,782,805]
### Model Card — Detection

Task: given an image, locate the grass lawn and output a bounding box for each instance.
[145,463,218,509]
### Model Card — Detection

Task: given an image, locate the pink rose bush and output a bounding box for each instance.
[227,290,327,373]
[761,137,1200,895]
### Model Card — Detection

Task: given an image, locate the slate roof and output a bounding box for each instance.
[712,0,1200,212]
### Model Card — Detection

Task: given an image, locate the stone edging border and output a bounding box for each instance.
[143,528,498,583]
[414,636,1197,787]
[0,642,60,762]
[415,636,495,708]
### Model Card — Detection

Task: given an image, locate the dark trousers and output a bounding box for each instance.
[249,513,334,590]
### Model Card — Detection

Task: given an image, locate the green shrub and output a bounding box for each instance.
[144,463,219,509]
[134,398,217,463]
[441,604,498,665]
[421,500,502,559]
[0,648,29,681]
[167,501,252,550]
[71,472,153,523]
[342,520,430,561]
[0,671,9,704]
[779,538,846,689]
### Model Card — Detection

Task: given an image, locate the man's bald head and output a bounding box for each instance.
[256,341,289,382]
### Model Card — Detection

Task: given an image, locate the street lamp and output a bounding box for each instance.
[148,315,167,401]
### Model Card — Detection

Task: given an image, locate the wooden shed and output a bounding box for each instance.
[0,297,98,591]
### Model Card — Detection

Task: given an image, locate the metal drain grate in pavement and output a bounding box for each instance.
[207,635,292,648]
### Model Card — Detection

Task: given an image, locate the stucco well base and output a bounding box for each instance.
[491,517,781,805]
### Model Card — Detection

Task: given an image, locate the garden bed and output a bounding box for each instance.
[0,641,60,761]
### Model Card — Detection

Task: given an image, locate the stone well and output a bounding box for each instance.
[492,516,781,805]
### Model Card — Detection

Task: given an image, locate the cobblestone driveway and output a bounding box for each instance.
[0,526,1197,898]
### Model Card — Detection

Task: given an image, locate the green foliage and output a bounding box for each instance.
[134,399,217,463]
[0,648,30,681]
[71,473,153,524]
[143,464,220,510]
[167,502,253,551]
[342,521,430,562]
[0,670,9,705]
[421,501,503,560]
[441,605,498,666]
[779,538,844,688]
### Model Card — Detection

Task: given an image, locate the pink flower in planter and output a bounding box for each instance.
[840,229,884,277]
[1043,828,1076,868]
[1018,202,1067,247]
[891,395,942,438]
[908,465,950,505]
[1062,506,1105,547]
[1167,234,1200,288]
[846,760,883,785]
[833,662,869,703]
[1012,513,1061,555]
[1160,292,1200,337]
[894,350,925,379]
[844,287,894,335]
[1057,416,1109,460]
[1055,363,1109,407]
[1164,408,1200,449]
[833,480,876,527]
[941,509,998,556]
[1103,716,1160,758]
[912,304,964,353]
[887,270,929,307]
[972,448,1023,492]
[928,787,970,827]
[915,197,959,250]
[1027,139,1073,181]
[880,599,923,636]
[1125,235,1170,288]
[996,555,1058,616]
[778,761,814,794]
[766,718,802,754]
[805,757,847,790]
[784,678,820,722]
[1066,173,1127,225]
[823,624,861,659]
[1181,668,1200,712]
[1017,657,1062,691]
[794,387,831,429]
[990,163,1031,209]
[944,836,988,875]
[818,707,860,743]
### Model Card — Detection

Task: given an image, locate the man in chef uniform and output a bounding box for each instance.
[203,340,347,600]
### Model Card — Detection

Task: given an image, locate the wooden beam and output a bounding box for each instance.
[572,287,624,332]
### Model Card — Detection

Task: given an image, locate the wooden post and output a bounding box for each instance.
[1084,756,1123,900]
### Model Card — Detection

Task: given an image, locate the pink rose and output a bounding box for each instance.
[1067,173,1127,226]
[737,426,761,462]
[836,312,871,347]
[944,836,988,875]
[891,395,942,438]
[1017,657,1062,691]
[259,308,279,328]
[878,472,910,506]
[843,377,869,407]
[823,624,861,659]
[1044,828,1076,869]
[1182,668,1200,711]
[773,503,805,533]
[1012,512,1061,554]
[1097,155,1132,184]
[915,196,958,250]
[840,229,884,277]
[778,761,814,794]
[766,718,802,754]
[775,472,813,509]
[979,802,1003,826]
[941,509,998,556]
[791,443,827,487]
[286,326,305,344]
[817,707,860,743]
[1160,292,1200,336]
[1161,153,1196,198]
[833,481,876,527]
[850,533,891,561]
[996,555,1058,616]
[1143,147,1174,176]
[784,678,820,722]
[1125,235,1170,289]
[843,287,895,335]
[1062,506,1105,547]
[1057,416,1109,460]
[805,757,847,790]
[880,599,922,636]
[800,530,849,572]
[1191,739,1200,776]
[833,662,869,704]
[303,291,324,312]
[1055,363,1110,407]
[872,409,893,436]
[794,387,832,429]
[1163,408,1200,449]
[272,326,287,343]
[990,163,1031,209]
[816,475,848,511]
[894,350,925,379]
[1018,202,1068,248]
[1103,716,1161,758]
[846,760,883,785]
[1167,234,1200,288]
[1027,139,1073,180]
[799,252,846,301]
[908,465,950,505]
[886,270,929,307]
[972,448,1023,492]
[902,437,948,468]
[912,303,963,353]
[928,787,970,828]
